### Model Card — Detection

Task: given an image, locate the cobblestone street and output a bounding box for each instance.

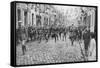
[16,36,85,65]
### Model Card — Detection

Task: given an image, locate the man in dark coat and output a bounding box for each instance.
[83,27,90,57]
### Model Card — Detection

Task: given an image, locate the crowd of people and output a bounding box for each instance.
[16,25,96,61]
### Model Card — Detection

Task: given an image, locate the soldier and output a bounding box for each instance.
[59,28,62,40]
[63,28,67,41]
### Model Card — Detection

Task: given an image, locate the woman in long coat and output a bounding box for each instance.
[88,33,96,60]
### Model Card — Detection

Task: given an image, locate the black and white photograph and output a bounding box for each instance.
[11,1,97,66]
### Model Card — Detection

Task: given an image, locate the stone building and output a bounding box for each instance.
[77,7,95,32]
[82,7,95,32]
[16,3,58,29]
[16,3,28,29]
[87,8,96,33]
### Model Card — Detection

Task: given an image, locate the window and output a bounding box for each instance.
[24,11,27,26]
[32,14,34,25]
[36,15,41,27]
[17,9,21,21]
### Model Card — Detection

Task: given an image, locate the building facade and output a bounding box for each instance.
[16,3,57,29]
